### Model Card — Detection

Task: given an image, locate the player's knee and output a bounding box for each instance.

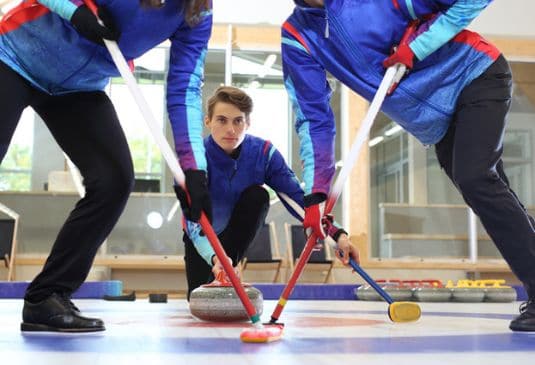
[88,165,134,201]
[241,185,269,206]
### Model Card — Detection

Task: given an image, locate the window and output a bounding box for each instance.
[0,108,34,191]
[232,50,290,161]
[368,61,535,259]
[106,47,167,189]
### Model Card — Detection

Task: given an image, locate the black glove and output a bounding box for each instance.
[321,214,348,242]
[70,5,120,45]
[173,170,212,223]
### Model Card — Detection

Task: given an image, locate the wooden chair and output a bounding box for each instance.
[285,223,335,283]
[242,222,284,283]
[0,202,20,281]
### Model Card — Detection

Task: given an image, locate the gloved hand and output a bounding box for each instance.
[382,43,416,69]
[70,5,120,45]
[303,192,327,239]
[173,169,212,223]
[321,214,347,242]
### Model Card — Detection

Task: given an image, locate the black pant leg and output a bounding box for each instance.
[25,91,134,301]
[0,61,35,162]
[496,159,535,228]
[183,233,213,301]
[436,55,535,286]
[184,185,270,298]
[219,185,270,265]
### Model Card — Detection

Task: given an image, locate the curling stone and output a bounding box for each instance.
[413,279,452,302]
[382,282,414,302]
[446,279,486,303]
[478,280,517,303]
[413,287,452,302]
[484,287,517,302]
[451,288,485,302]
[355,284,382,301]
[189,272,263,322]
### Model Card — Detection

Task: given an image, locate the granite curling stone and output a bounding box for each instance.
[355,284,382,301]
[382,282,414,302]
[413,287,452,302]
[189,273,263,322]
[484,287,517,302]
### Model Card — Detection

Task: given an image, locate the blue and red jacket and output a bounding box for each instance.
[0,0,212,171]
[184,134,305,264]
[282,0,499,196]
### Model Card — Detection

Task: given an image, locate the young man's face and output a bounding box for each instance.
[206,102,250,154]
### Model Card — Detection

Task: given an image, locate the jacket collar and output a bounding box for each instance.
[205,135,249,166]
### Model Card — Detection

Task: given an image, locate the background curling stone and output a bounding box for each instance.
[451,287,485,302]
[355,285,381,301]
[382,283,413,302]
[484,287,517,302]
[149,293,168,303]
[189,285,263,322]
[413,287,452,302]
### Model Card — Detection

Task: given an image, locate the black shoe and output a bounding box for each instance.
[509,299,535,332]
[21,293,105,333]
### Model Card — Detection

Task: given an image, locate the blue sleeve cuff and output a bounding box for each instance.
[409,0,491,60]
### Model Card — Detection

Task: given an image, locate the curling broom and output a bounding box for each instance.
[83,0,282,343]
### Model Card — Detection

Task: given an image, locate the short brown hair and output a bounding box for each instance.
[139,0,210,27]
[207,86,253,120]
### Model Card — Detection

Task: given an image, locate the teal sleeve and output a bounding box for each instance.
[37,0,80,20]
[410,0,492,60]
[185,220,215,266]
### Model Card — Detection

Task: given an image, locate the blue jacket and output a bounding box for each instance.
[184,134,304,264]
[283,0,499,195]
[0,0,211,171]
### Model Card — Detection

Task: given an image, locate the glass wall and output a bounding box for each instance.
[0,109,33,191]
[369,61,535,260]
[0,44,224,254]
[106,47,168,191]
[0,36,313,255]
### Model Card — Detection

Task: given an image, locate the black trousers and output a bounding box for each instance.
[0,61,134,302]
[435,55,535,295]
[184,185,269,300]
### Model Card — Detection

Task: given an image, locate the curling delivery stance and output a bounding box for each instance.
[174,86,358,300]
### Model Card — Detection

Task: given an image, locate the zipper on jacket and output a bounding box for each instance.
[229,161,238,183]
[328,15,450,118]
[324,8,330,38]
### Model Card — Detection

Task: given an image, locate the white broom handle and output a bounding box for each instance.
[326,65,401,212]
[279,64,403,248]
[102,39,186,187]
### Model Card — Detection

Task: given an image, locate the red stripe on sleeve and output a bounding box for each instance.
[282,21,311,53]
[263,140,271,155]
[453,30,500,61]
[0,1,50,35]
